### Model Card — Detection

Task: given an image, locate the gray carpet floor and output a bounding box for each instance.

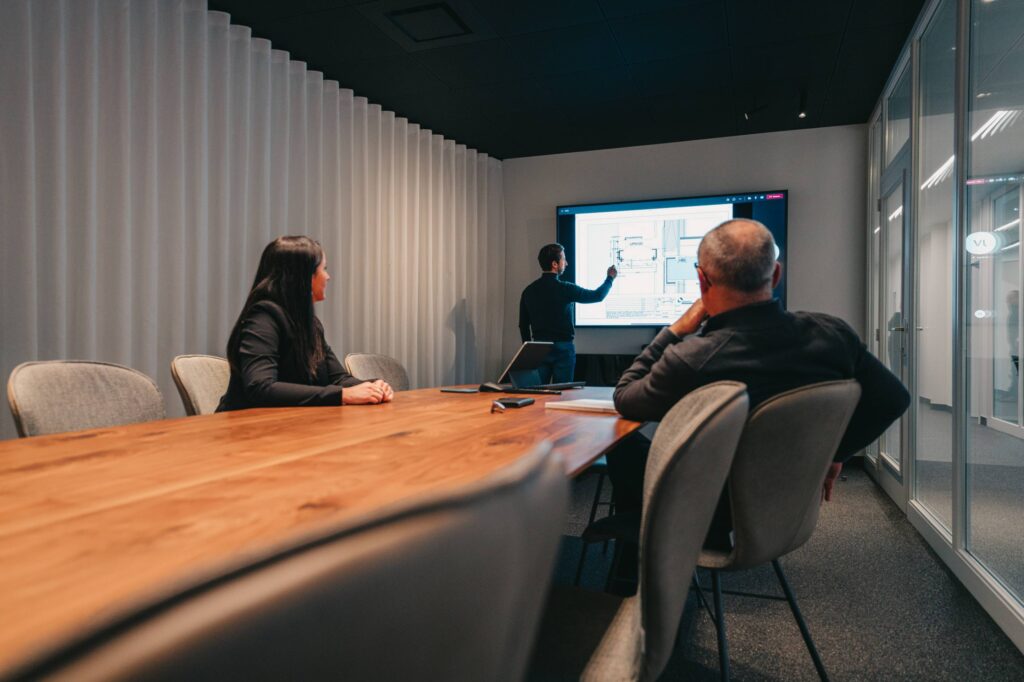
[549,461,1024,681]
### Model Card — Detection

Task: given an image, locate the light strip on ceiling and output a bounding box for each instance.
[920,155,955,190]
[995,218,1021,232]
[918,109,1022,190]
[971,109,1022,142]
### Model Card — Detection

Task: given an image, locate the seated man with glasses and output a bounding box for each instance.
[607,218,910,564]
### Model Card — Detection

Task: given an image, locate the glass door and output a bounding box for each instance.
[880,164,910,480]
[869,60,914,507]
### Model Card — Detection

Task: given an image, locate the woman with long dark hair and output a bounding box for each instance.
[217,236,393,411]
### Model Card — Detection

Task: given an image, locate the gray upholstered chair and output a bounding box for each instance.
[7,360,165,438]
[696,379,861,682]
[12,442,568,682]
[170,354,230,416]
[343,352,411,391]
[529,382,750,682]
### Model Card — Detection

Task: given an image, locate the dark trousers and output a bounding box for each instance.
[606,430,733,551]
[537,341,576,384]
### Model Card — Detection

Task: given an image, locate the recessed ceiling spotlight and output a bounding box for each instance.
[798,89,807,119]
[976,92,993,98]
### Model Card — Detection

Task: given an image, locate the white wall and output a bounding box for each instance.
[502,125,868,358]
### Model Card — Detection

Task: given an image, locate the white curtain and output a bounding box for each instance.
[0,0,506,438]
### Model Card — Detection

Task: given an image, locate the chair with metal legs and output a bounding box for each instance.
[695,379,861,682]
[529,382,749,682]
[573,455,615,585]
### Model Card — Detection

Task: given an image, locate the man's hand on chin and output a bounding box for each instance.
[669,298,708,337]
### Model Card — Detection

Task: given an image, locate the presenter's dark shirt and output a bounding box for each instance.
[217,300,363,411]
[614,299,910,461]
[519,272,613,342]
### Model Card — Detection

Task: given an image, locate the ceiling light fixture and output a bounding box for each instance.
[798,89,807,119]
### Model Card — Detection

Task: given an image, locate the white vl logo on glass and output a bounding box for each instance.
[965,232,997,255]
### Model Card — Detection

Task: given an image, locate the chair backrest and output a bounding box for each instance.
[344,352,411,391]
[727,379,862,570]
[637,381,750,682]
[7,361,165,438]
[14,443,568,682]
[170,354,230,416]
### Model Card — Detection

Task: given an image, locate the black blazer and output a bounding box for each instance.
[217,300,363,411]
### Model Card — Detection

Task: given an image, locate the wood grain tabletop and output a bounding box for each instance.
[0,386,641,673]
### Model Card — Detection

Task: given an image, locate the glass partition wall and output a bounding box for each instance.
[867,0,1024,652]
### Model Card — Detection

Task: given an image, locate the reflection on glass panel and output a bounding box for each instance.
[991,189,1020,424]
[882,184,905,472]
[868,119,882,463]
[966,0,1024,605]
[915,0,955,530]
[885,67,912,166]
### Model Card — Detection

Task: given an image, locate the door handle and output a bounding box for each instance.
[891,326,906,332]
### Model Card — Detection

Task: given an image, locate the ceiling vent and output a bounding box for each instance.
[387,3,470,42]
[358,0,495,51]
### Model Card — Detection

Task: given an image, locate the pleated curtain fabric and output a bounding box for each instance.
[0,0,506,438]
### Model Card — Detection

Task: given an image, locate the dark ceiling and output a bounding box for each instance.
[206,0,927,159]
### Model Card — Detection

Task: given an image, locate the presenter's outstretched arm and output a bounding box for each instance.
[569,264,617,303]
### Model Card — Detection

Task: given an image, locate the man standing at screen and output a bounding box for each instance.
[519,243,618,383]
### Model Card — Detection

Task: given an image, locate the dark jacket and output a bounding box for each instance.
[613,299,910,461]
[519,272,613,342]
[217,301,363,411]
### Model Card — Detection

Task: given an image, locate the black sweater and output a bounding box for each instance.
[217,301,363,411]
[519,272,613,342]
[613,299,910,461]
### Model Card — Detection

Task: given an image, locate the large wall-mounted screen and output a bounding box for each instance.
[557,191,788,327]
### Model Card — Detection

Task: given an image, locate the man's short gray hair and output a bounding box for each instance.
[698,219,777,292]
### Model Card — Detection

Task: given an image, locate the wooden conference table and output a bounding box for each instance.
[0,386,641,674]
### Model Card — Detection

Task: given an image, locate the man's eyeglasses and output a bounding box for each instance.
[694,263,711,286]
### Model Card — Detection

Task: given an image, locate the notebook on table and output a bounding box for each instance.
[544,399,618,415]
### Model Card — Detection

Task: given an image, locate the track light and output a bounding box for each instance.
[744,103,766,122]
